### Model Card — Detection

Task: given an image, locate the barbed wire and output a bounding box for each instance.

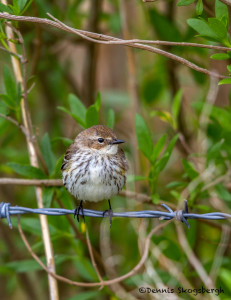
[1,200,231,230]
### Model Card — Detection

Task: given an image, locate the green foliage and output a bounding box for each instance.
[196,0,203,15]
[106,108,115,129]
[1,1,231,299]
[58,93,101,128]
[135,113,178,194]
[7,162,46,179]
[67,291,102,300]
[177,0,195,7]
[0,66,21,110]
[210,53,230,60]
[41,133,56,175]
[135,113,153,161]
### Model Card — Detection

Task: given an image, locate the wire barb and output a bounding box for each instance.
[0,202,12,229]
[1,201,231,229]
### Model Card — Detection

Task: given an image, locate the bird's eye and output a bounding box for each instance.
[98,138,104,143]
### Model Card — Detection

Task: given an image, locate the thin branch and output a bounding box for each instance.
[0,178,177,208]
[86,227,104,285]
[0,178,63,186]
[0,12,228,79]
[209,225,230,282]
[176,223,214,289]
[0,113,27,135]
[18,215,172,287]
[0,45,24,60]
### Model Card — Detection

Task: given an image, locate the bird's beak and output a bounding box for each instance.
[111,139,125,144]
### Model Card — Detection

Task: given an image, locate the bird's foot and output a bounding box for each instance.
[103,200,113,228]
[103,209,113,228]
[74,200,85,223]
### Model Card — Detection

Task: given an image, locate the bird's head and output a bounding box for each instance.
[75,125,125,155]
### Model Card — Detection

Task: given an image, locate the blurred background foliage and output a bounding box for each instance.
[0,0,231,299]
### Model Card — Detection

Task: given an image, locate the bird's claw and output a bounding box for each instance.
[74,201,85,223]
[103,209,113,228]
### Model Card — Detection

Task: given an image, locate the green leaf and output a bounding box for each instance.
[172,89,183,130]
[196,0,203,15]
[192,101,231,130]
[210,53,229,60]
[135,114,153,160]
[41,133,56,175]
[216,184,231,202]
[51,154,64,178]
[67,291,101,300]
[218,78,231,85]
[227,65,231,73]
[106,109,115,129]
[73,256,98,281]
[155,134,179,173]
[166,181,187,189]
[177,0,195,6]
[126,175,147,183]
[211,106,231,130]
[85,105,99,128]
[94,92,101,112]
[215,0,229,26]
[20,0,33,15]
[5,258,45,273]
[219,268,231,292]
[182,158,199,179]
[43,187,54,208]
[12,0,19,13]
[151,110,173,126]
[52,137,73,147]
[3,66,18,105]
[0,3,13,13]
[8,162,46,179]
[18,0,27,11]
[68,94,86,126]
[0,94,16,109]
[149,9,182,42]
[187,18,219,41]
[151,134,167,163]
[208,18,228,41]
[57,106,86,128]
[207,139,224,161]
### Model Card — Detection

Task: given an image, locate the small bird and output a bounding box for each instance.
[61,125,128,226]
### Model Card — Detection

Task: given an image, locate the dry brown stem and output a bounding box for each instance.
[1,4,59,299]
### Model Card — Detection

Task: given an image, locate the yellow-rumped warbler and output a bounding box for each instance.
[61,125,128,226]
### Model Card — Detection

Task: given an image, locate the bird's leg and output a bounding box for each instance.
[103,199,113,228]
[74,200,85,223]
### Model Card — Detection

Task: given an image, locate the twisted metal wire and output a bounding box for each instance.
[1,201,231,229]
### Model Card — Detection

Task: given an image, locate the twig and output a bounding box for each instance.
[0,45,24,60]
[0,178,63,186]
[17,215,172,287]
[48,13,227,80]
[1,4,59,299]
[209,225,230,282]
[99,219,137,300]
[0,178,177,209]
[56,198,105,271]
[176,223,214,289]
[0,12,228,79]
[0,113,27,135]
[86,227,104,286]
